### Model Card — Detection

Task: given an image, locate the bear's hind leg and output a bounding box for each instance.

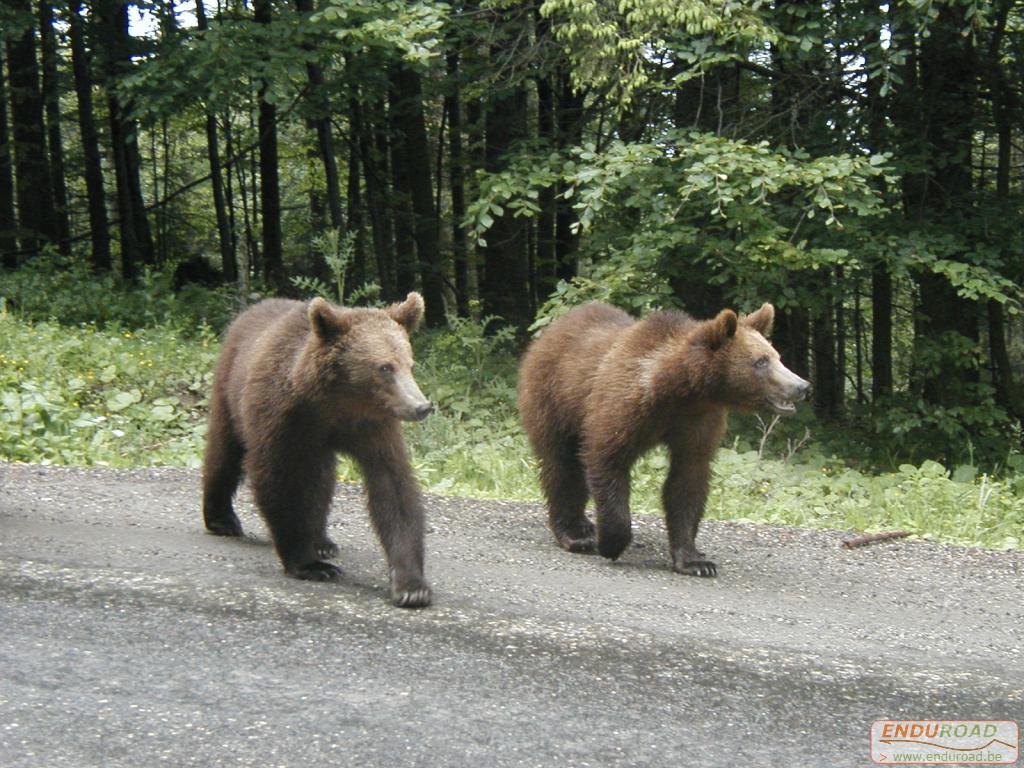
[202,394,245,537]
[538,438,595,554]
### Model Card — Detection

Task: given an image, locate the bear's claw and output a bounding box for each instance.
[315,538,340,559]
[205,516,243,537]
[554,521,597,554]
[558,535,597,554]
[392,586,432,609]
[673,559,717,578]
[293,561,344,582]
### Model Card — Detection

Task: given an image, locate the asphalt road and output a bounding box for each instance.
[1,463,1021,767]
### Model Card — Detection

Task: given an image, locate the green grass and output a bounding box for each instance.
[1,311,1022,550]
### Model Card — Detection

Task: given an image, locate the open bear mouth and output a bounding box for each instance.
[766,397,797,415]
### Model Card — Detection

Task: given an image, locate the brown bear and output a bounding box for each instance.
[517,302,810,576]
[202,293,434,607]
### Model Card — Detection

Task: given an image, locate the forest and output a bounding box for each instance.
[1,0,1024,546]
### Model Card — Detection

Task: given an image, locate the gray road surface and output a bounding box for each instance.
[1,463,1021,767]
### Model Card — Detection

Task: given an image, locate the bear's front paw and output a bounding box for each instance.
[597,527,632,561]
[292,561,344,582]
[390,572,431,608]
[672,558,717,578]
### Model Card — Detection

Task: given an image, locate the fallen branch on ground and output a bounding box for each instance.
[840,530,911,549]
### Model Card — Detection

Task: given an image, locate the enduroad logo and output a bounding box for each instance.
[871,720,1019,764]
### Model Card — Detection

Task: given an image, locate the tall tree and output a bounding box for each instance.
[38,0,70,255]
[5,0,55,256]
[67,0,111,270]
[862,2,892,401]
[770,0,833,405]
[194,0,236,282]
[0,51,17,267]
[294,0,343,235]
[983,0,1022,424]
[386,75,418,297]
[253,0,284,289]
[390,63,445,325]
[445,49,469,316]
[352,91,395,298]
[95,0,154,278]
[903,2,980,407]
[480,8,531,328]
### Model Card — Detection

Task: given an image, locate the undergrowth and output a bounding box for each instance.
[1,305,1021,550]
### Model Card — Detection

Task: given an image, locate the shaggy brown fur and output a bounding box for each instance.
[518,302,810,576]
[202,293,434,607]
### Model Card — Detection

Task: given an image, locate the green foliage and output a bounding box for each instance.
[472,133,892,329]
[123,0,447,124]
[0,254,236,335]
[540,0,776,103]
[312,0,448,64]
[0,314,216,467]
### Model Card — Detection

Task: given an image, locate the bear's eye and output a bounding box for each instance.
[755,356,769,369]
[379,363,394,375]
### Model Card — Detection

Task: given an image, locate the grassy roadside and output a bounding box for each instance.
[2,312,1021,550]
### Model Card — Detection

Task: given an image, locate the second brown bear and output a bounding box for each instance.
[518,302,810,576]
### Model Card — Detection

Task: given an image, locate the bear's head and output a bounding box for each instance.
[295,293,433,422]
[692,303,811,415]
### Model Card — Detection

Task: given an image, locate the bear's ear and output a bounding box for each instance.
[694,308,738,350]
[386,292,425,333]
[741,303,775,337]
[308,297,350,340]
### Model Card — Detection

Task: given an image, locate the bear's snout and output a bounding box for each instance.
[389,372,433,422]
[792,378,811,401]
[765,363,811,415]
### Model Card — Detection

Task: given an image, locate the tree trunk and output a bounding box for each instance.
[906,2,979,407]
[534,8,556,303]
[445,50,469,317]
[95,0,154,278]
[390,64,444,325]
[480,19,531,330]
[863,11,892,400]
[776,307,811,380]
[194,0,236,281]
[535,70,556,302]
[815,276,839,417]
[38,0,70,256]
[870,262,893,399]
[253,0,284,290]
[352,92,394,299]
[386,69,418,298]
[481,82,530,329]
[981,0,1022,424]
[554,70,583,281]
[0,52,18,267]
[68,0,111,271]
[293,0,343,234]
[5,0,55,255]
[346,134,366,292]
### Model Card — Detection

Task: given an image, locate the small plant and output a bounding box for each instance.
[290,229,383,307]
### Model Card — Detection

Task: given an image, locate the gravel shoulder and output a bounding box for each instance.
[1,463,1021,767]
